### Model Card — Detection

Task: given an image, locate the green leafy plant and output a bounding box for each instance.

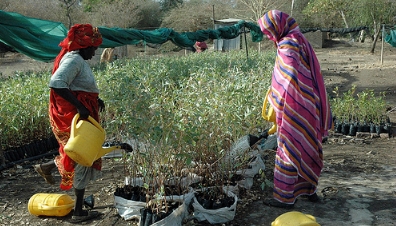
[2,50,276,202]
[259,168,273,191]
[330,85,388,127]
[0,71,52,150]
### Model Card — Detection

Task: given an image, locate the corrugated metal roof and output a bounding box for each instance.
[214,18,242,24]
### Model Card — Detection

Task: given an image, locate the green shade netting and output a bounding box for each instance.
[385,29,396,47]
[0,11,68,62]
[0,10,264,62]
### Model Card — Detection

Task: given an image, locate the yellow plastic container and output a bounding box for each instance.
[64,113,120,167]
[271,211,320,226]
[28,193,74,217]
[262,87,277,134]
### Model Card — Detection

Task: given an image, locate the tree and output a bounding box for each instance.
[1,0,86,28]
[235,0,289,22]
[0,0,10,10]
[303,0,396,53]
[302,0,350,28]
[159,0,183,11]
[81,0,162,29]
[86,0,141,28]
[59,0,78,28]
[134,1,163,29]
[161,0,235,32]
[289,0,310,26]
[353,0,396,53]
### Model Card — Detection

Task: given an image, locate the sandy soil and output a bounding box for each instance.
[1,39,396,226]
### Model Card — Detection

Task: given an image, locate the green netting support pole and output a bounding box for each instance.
[244,25,249,60]
[381,24,385,65]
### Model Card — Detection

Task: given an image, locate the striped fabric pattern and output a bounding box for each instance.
[258,10,333,204]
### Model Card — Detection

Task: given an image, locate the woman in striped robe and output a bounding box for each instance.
[258,10,333,208]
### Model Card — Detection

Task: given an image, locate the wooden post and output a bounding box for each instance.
[212,5,215,29]
[381,24,385,65]
[244,26,248,60]
[291,0,295,17]
[0,138,4,167]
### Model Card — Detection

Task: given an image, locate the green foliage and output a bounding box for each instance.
[0,71,52,149]
[1,49,274,190]
[349,0,396,26]
[160,0,235,32]
[330,85,388,124]
[81,0,101,12]
[96,50,274,188]
[159,0,183,12]
[303,0,348,27]
[98,50,274,158]
[303,0,396,32]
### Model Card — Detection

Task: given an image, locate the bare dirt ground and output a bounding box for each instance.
[1,39,396,226]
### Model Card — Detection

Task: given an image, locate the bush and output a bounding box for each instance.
[0,71,52,149]
[1,50,275,157]
[330,85,388,126]
[96,49,275,189]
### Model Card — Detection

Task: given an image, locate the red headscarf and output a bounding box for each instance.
[52,24,102,73]
[196,41,207,49]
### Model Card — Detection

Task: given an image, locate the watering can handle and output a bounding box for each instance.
[71,113,105,138]
[262,87,277,135]
[262,87,272,121]
[39,202,75,210]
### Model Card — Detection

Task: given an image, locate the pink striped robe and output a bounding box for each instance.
[258,10,333,204]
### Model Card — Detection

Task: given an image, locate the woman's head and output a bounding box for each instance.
[257,10,299,43]
[79,46,98,60]
[59,24,102,51]
[53,24,102,73]
[195,41,207,53]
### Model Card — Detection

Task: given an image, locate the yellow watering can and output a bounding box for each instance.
[262,87,277,135]
[64,113,132,167]
[28,193,74,217]
[271,211,320,226]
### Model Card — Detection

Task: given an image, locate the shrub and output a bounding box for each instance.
[330,85,388,125]
[0,71,52,149]
[1,50,275,160]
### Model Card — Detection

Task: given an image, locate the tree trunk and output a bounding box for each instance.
[340,10,353,39]
[358,30,365,43]
[0,138,4,167]
[370,26,381,54]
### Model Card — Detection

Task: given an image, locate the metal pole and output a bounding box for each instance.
[244,26,248,60]
[212,5,215,51]
[381,24,384,65]
[212,5,215,29]
[291,0,295,17]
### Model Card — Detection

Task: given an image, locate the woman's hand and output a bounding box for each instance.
[51,88,91,119]
[77,105,90,119]
[98,98,105,112]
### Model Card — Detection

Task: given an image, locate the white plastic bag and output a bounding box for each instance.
[114,195,146,221]
[235,152,266,189]
[192,187,238,224]
[151,191,195,226]
[114,188,195,225]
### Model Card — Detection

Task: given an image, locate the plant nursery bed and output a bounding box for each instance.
[1,39,396,226]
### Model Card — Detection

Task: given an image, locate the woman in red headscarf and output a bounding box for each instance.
[34,24,104,222]
[258,10,333,209]
[195,41,208,53]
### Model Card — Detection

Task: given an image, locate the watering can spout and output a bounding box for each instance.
[100,142,133,157]
[64,114,133,167]
[99,145,122,157]
[262,87,277,135]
